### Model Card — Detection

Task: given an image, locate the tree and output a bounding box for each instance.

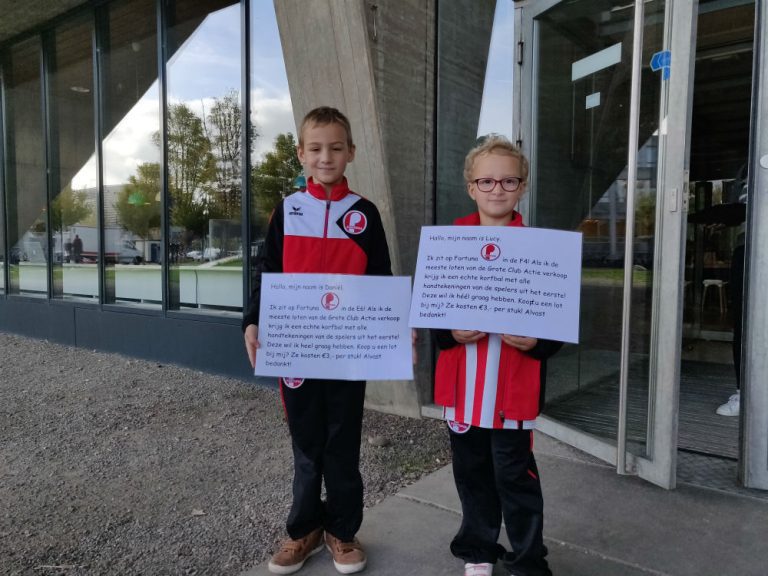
[114,162,162,239]
[159,103,217,237]
[203,90,259,220]
[205,90,244,219]
[50,188,93,232]
[50,188,94,261]
[251,132,302,222]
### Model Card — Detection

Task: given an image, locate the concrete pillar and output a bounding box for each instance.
[274,0,436,417]
[434,0,497,225]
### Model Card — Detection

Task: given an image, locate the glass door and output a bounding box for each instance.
[742,0,768,490]
[516,0,697,488]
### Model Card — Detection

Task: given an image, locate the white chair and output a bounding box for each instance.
[701,279,728,316]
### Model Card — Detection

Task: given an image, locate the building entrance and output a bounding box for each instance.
[515,0,767,491]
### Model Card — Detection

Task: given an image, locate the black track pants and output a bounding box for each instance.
[281,378,366,541]
[449,426,552,576]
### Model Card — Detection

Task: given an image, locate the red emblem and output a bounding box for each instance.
[447,420,471,434]
[343,210,368,234]
[321,292,340,310]
[282,378,305,389]
[481,243,500,261]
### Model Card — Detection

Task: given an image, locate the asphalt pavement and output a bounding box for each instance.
[242,433,768,576]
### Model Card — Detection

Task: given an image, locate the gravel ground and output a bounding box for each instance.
[0,331,451,575]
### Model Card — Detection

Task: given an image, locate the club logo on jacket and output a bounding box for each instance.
[481,243,500,261]
[447,420,471,434]
[343,210,367,235]
[282,377,305,389]
[321,292,340,310]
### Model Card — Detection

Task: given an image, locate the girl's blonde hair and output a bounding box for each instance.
[463,134,529,184]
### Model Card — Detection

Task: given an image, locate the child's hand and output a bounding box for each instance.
[244,324,261,368]
[451,329,487,344]
[501,334,537,351]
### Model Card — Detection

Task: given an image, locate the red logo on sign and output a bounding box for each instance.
[447,420,471,434]
[481,243,500,261]
[282,378,305,389]
[343,210,367,234]
[321,292,340,310]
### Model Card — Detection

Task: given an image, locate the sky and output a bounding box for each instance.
[477,0,515,139]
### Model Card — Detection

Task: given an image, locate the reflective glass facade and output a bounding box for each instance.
[102,0,162,307]
[4,37,47,297]
[49,16,98,301]
[0,0,293,315]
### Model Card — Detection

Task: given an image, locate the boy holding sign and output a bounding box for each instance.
[243,107,392,574]
[434,136,561,576]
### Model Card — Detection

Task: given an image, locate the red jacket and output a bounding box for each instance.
[243,177,392,328]
[433,212,558,425]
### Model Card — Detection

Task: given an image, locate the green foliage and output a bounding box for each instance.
[113,96,295,244]
[251,132,302,223]
[636,193,656,237]
[51,188,93,232]
[115,163,161,239]
[157,103,218,237]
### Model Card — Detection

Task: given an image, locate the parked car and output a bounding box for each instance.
[185,247,221,261]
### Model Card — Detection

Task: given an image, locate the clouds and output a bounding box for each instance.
[251,88,296,161]
[100,95,162,187]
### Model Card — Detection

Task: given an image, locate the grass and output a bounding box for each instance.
[582,267,651,285]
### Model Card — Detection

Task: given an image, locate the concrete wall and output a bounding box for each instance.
[434,0,496,226]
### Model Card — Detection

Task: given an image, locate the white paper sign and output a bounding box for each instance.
[409,226,582,343]
[256,273,414,380]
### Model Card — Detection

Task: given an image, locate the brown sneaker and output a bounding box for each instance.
[267,528,324,574]
[325,532,367,574]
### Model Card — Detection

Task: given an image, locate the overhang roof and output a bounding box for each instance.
[0,0,87,44]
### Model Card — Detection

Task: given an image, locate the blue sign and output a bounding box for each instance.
[650,50,671,80]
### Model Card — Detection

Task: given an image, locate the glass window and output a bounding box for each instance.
[49,17,99,301]
[5,37,47,297]
[102,0,162,307]
[249,0,298,284]
[166,0,243,314]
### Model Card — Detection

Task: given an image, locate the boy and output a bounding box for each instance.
[433,135,561,576]
[243,107,392,574]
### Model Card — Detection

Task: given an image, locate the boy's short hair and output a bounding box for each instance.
[299,106,354,148]
[463,134,529,184]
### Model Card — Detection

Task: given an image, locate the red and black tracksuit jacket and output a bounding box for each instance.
[433,211,561,424]
[243,176,392,328]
